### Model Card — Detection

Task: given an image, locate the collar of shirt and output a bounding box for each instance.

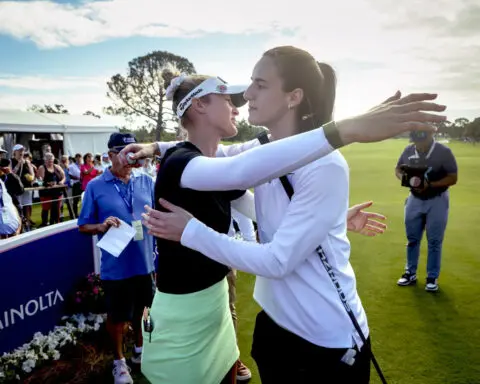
[102,168,137,183]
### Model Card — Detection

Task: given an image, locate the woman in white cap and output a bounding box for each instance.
[132,46,446,384]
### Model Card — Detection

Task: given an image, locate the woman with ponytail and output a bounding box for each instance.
[133,46,446,383]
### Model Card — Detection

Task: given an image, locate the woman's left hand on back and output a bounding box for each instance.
[142,199,194,241]
[347,201,387,237]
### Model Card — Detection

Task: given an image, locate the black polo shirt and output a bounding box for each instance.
[154,142,245,294]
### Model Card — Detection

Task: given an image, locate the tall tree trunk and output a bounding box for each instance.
[155,97,163,141]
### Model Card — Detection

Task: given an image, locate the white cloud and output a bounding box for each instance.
[0,0,479,120]
[0,74,105,90]
[0,87,107,114]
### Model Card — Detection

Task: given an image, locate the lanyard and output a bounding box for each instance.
[413,140,436,160]
[113,178,134,215]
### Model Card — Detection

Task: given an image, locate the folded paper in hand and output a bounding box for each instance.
[96,219,136,257]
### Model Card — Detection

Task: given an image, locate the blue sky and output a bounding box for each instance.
[0,0,479,127]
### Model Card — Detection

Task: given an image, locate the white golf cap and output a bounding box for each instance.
[175,77,247,118]
[12,144,24,151]
[102,152,109,158]
[0,148,7,154]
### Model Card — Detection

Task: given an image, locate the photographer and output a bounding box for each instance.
[395,131,458,292]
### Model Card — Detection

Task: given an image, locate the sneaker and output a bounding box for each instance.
[236,359,252,381]
[112,359,133,384]
[397,272,417,286]
[425,278,439,292]
[131,350,142,365]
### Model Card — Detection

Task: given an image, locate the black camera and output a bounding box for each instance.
[399,164,428,188]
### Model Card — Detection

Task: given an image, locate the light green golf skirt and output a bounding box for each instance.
[141,278,239,384]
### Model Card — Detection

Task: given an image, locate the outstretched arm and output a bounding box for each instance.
[180,127,335,191]
[216,139,260,157]
[159,139,260,157]
[123,92,446,172]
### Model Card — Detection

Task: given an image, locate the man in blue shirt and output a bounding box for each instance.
[395,131,458,292]
[78,133,155,384]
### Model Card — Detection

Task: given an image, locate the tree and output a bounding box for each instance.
[446,117,469,139]
[106,51,196,141]
[464,118,480,143]
[83,111,100,119]
[223,119,266,142]
[28,104,69,114]
[119,126,176,143]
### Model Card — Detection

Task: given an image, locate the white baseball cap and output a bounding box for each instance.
[12,144,24,151]
[174,76,247,118]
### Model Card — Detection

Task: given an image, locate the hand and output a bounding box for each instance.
[373,90,402,108]
[337,93,446,145]
[141,199,193,242]
[347,201,387,237]
[413,179,429,194]
[118,143,158,167]
[99,216,121,233]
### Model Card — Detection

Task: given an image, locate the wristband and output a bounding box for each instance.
[323,121,343,149]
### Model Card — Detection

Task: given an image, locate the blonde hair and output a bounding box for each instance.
[164,69,211,125]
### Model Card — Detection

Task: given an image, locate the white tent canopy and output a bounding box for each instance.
[0,109,120,156]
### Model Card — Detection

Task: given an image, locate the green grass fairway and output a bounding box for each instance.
[235,139,480,384]
[27,140,479,383]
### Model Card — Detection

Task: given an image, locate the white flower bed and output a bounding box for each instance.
[0,313,106,383]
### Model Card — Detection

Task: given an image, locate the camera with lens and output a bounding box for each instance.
[399,163,428,188]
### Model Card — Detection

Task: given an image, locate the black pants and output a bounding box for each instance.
[251,311,371,384]
[72,182,82,217]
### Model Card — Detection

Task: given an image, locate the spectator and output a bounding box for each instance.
[94,154,104,175]
[68,153,82,217]
[0,158,24,216]
[0,178,21,239]
[60,155,71,222]
[395,131,458,292]
[101,153,111,171]
[37,153,65,226]
[11,144,35,226]
[80,153,98,191]
[78,133,155,384]
[0,148,7,159]
[133,157,156,179]
[24,153,38,178]
[228,208,256,381]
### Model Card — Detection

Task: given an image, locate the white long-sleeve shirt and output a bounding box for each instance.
[156,127,369,349]
[229,208,256,242]
[159,128,334,191]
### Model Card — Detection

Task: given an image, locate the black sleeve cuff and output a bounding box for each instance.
[323,121,344,149]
